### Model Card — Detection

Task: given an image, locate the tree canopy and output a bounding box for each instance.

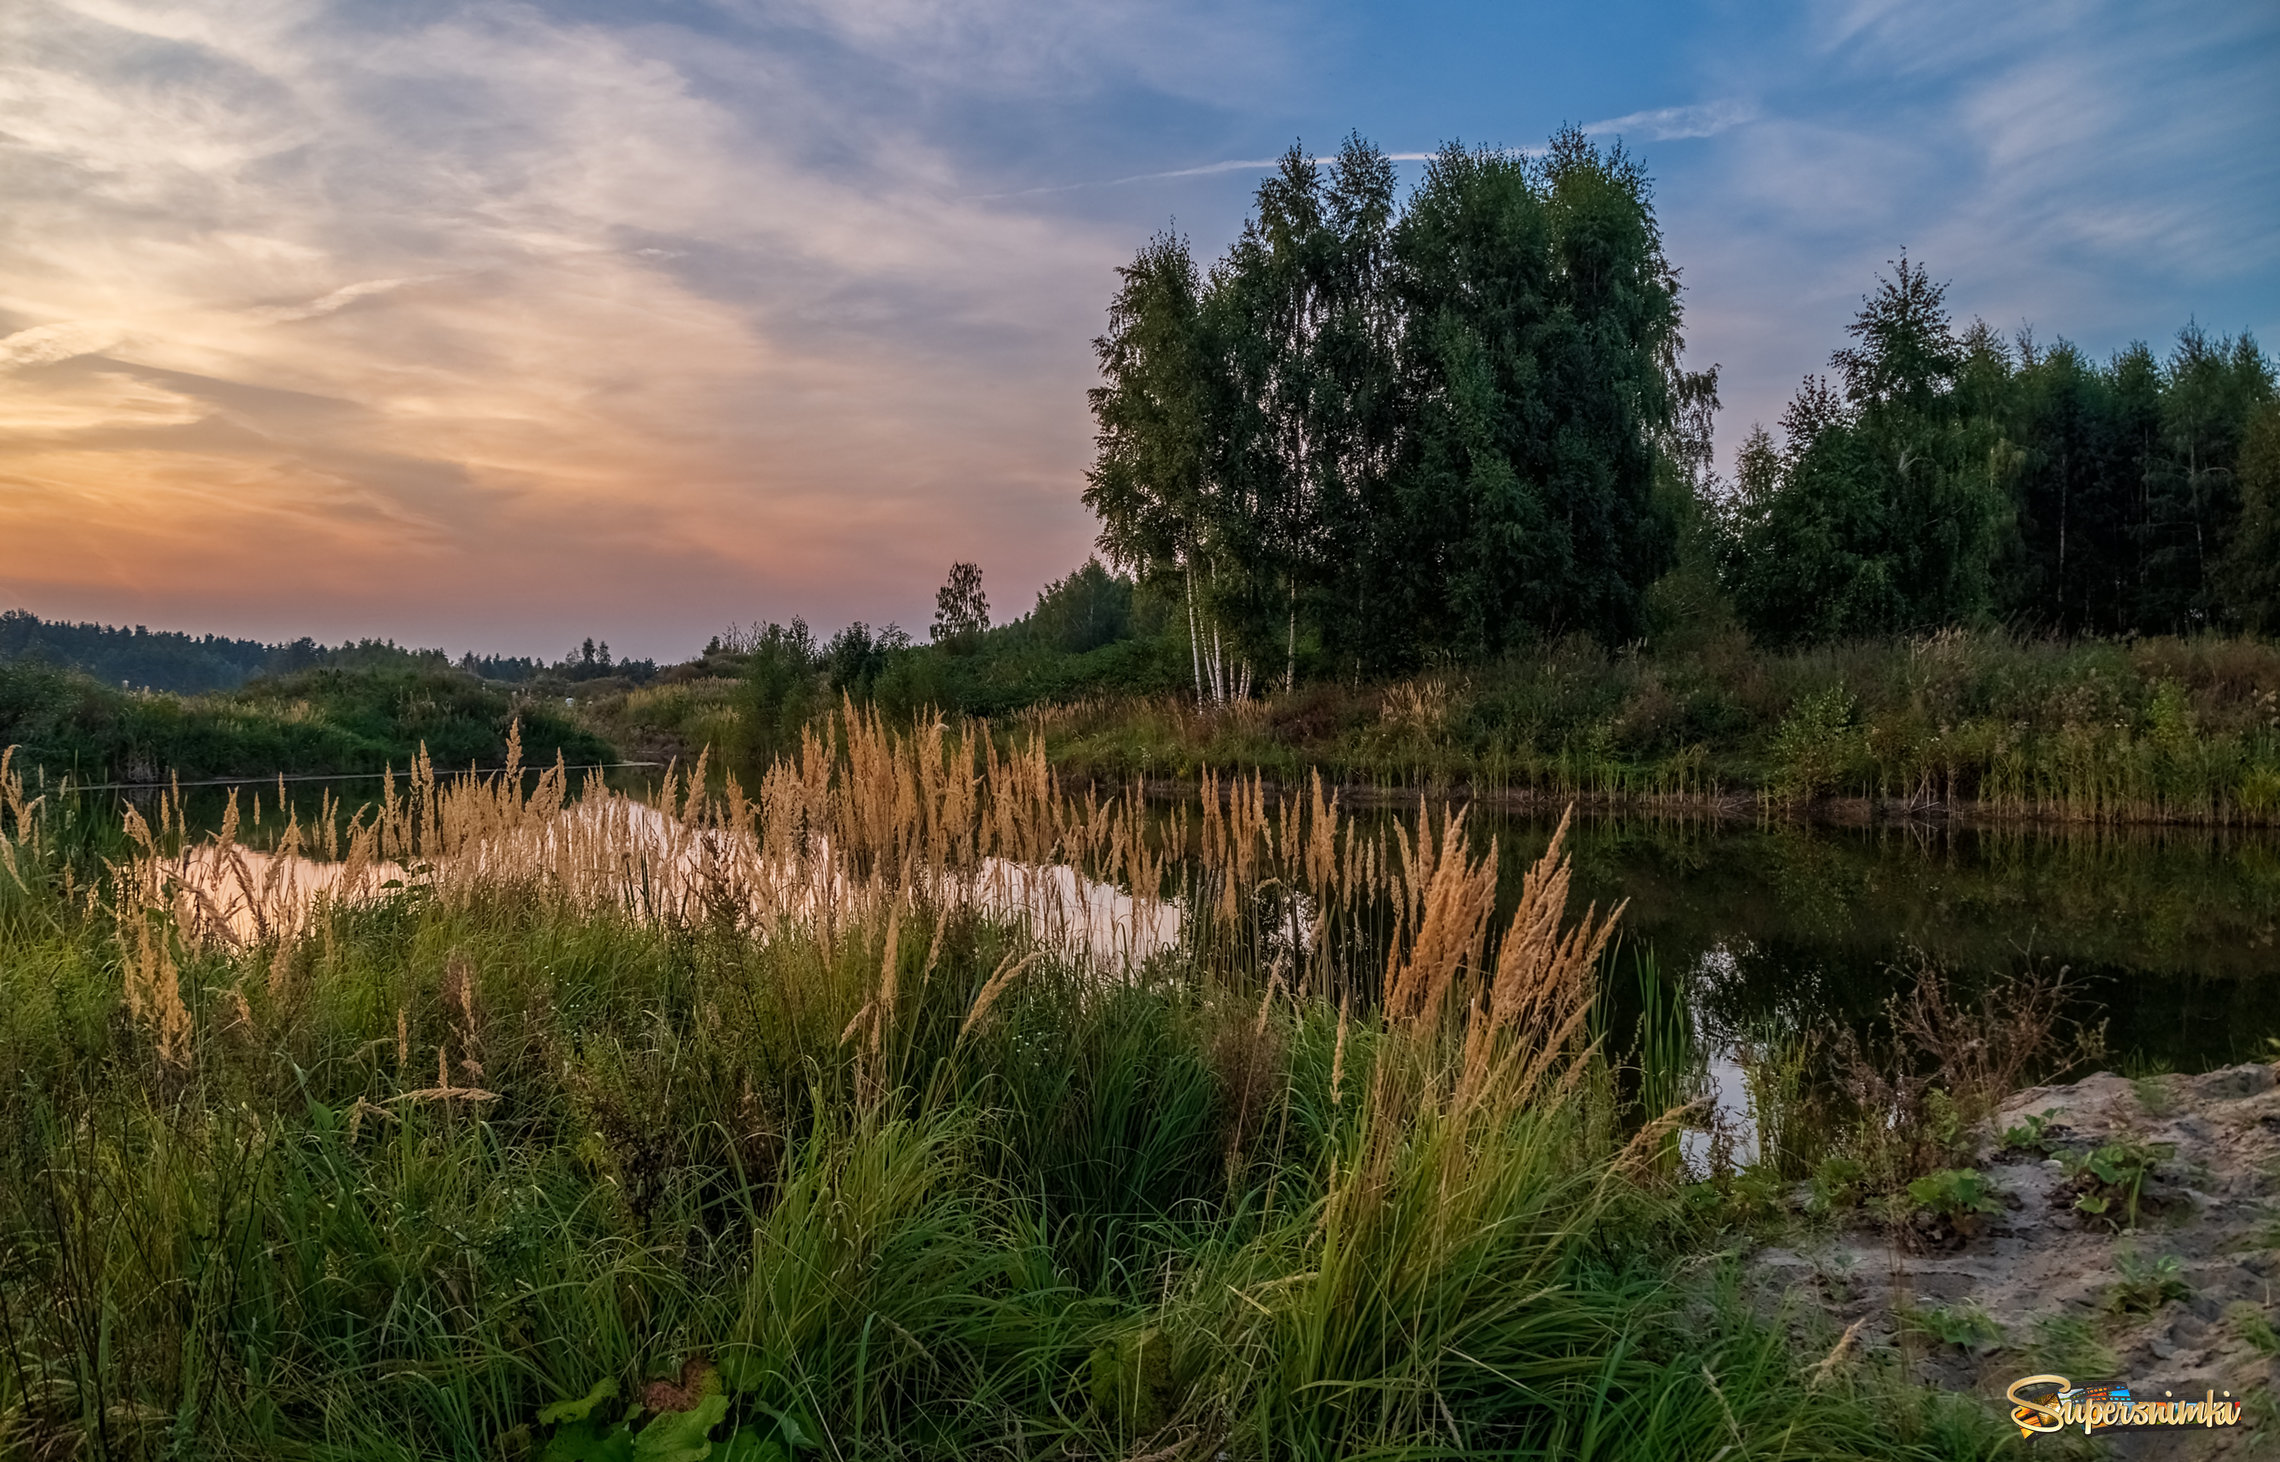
[1718,261,2275,645]
[1086,130,1704,689]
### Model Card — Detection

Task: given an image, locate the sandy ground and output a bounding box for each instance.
[1757,1062,2280,1457]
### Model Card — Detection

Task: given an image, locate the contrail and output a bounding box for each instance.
[981,150,1462,201]
[979,100,1751,202]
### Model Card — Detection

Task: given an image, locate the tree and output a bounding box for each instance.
[931,562,990,648]
[1366,132,1688,662]
[2217,398,2280,632]
[1084,230,1234,702]
[1028,558,1135,654]
[1217,136,1404,687]
[731,619,817,780]
[1720,258,2011,645]
[820,621,909,702]
[1086,128,1697,684]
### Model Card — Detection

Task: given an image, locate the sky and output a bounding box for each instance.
[2,0,2275,662]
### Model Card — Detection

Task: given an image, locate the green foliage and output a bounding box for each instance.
[1905,1169,2003,1236]
[541,1380,622,1426]
[2219,398,2280,632]
[1720,261,2013,645]
[821,621,909,703]
[1999,1109,2061,1154]
[2106,1248,2191,1315]
[2225,1300,2280,1359]
[2130,1074,2178,1116]
[1898,1300,2006,1352]
[729,620,820,781]
[1085,1326,1191,1436]
[1086,129,1694,683]
[2059,1139,2172,1229]
[1015,628,2280,823]
[0,657,611,783]
[2029,1314,2117,1380]
[1722,276,2274,645]
[929,562,990,649]
[1769,685,1862,801]
[1809,1156,1869,1216]
[0,820,2020,1459]
[1025,558,1134,654]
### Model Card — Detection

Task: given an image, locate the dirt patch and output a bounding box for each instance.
[1757,1062,2280,1458]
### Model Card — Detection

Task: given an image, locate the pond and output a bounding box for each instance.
[1472,810,2280,1074]
[96,775,2280,1077]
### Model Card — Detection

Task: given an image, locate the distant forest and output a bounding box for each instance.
[0,611,658,696]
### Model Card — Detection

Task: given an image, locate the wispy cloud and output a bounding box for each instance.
[0,321,124,369]
[1581,99,1757,143]
[0,0,1192,653]
[246,278,425,326]
[983,150,1462,199]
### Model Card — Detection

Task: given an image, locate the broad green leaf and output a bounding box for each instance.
[540,1378,620,1427]
[542,1421,635,1462]
[632,1391,730,1462]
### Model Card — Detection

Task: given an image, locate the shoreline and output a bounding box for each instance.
[1102,773,2280,834]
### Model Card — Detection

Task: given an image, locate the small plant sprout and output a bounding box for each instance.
[2107,1248,2192,1315]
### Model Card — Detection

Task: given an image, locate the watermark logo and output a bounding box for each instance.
[2006,1374,2245,1436]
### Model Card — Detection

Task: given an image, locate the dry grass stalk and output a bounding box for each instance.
[1384,808,1498,1025]
[958,951,1037,1042]
[117,909,191,1068]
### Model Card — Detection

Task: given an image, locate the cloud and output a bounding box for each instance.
[246,277,424,325]
[968,92,1763,204]
[0,321,125,369]
[1582,99,1757,143]
[0,0,1202,654]
[1654,0,2279,475]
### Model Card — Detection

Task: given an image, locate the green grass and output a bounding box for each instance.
[633,628,2280,824]
[0,659,614,787]
[0,785,2021,1459]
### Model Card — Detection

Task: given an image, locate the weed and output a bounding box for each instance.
[1830,958,2098,1190]
[1904,1168,2005,1246]
[2106,1248,2192,1315]
[2061,1139,2174,1230]
[2030,1315,2119,1380]
[1808,1155,1868,1216]
[1898,1300,2006,1352]
[2224,1301,2280,1359]
[1999,1108,2062,1154]
[1769,686,1862,803]
[2130,1074,2179,1117]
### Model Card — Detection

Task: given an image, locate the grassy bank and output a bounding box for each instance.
[0,723,2016,1458]
[0,659,614,786]
[1002,630,2280,824]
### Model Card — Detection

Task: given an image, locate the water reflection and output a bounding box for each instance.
[1459,811,2280,1075]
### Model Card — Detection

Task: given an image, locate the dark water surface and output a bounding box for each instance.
[1472,811,2280,1074]
[125,777,2280,1073]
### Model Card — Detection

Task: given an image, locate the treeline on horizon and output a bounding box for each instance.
[0,609,662,697]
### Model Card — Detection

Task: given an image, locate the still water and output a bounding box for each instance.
[127,779,2280,1074]
[1468,811,2280,1075]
